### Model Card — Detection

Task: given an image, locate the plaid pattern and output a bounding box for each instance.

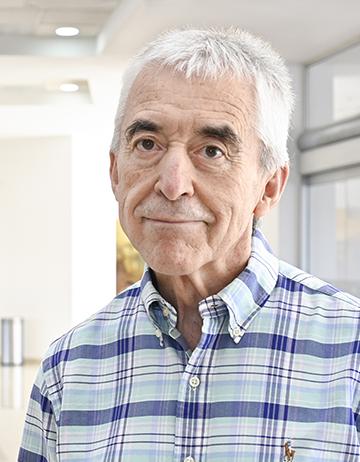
[19,230,360,461]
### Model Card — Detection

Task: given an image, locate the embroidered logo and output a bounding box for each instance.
[284,440,296,461]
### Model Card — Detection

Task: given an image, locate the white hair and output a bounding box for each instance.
[110,27,294,171]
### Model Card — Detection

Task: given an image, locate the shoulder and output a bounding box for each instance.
[42,281,144,377]
[277,259,360,311]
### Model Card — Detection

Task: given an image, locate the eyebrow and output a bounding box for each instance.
[197,125,242,149]
[124,120,242,150]
[125,119,161,143]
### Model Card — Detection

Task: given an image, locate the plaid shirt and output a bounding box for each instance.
[19,230,360,461]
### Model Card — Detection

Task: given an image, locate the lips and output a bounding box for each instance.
[134,199,216,224]
[145,217,203,224]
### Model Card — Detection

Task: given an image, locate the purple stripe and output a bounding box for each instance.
[30,385,53,414]
[212,331,360,358]
[43,334,181,372]
[238,268,269,305]
[18,448,48,462]
[114,286,140,299]
[59,399,353,426]
[277,273,322,295]
[44,331,360,376]
[319,284,340,295]
[60,400,178,426]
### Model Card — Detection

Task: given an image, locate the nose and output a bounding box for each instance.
[154,145,195,201]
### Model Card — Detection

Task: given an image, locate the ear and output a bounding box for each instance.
[109,151,119,196]
[253,164,289,218]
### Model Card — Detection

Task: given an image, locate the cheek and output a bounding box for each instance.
[208,176,259,229]
[117,164,155,228]
[117,160,146,201]
[119,156,140,186]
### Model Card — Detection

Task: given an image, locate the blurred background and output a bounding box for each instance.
[0,0,360,459]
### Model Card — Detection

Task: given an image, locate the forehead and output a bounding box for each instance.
[122,66,257,132]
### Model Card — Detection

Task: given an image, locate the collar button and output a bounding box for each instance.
[232,326,241,337]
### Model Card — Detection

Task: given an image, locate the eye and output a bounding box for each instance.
[135,138,158,152]
[202,145,224,159]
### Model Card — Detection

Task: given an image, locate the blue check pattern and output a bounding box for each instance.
[19,230,360,461]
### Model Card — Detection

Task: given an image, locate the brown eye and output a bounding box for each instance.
[137,139,156,151]
[204,146,224,159]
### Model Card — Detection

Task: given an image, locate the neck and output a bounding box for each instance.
[152,233,252,321]
[152,237,252,350]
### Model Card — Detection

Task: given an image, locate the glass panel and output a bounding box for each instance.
[308,174,360,297]
[306,42,360,128]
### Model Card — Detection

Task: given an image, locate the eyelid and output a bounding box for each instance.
[132,133,157,142]
[197,144,225,159]
[134,136,163,152]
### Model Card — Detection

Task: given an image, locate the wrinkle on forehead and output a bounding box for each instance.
[122,66,258,138]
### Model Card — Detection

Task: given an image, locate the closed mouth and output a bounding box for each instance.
[145,217,203,224]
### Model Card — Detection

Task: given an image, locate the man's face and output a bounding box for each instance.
[111,66,278,276]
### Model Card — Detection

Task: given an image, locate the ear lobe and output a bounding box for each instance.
[109,151,119,195]
[253,164,289,218]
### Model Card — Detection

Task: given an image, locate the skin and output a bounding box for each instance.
[110,65,289,349]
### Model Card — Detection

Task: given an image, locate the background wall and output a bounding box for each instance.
[0,136,71,359]
[0,97,119,360]
[278,64,304,266]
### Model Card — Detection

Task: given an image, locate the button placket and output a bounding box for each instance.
[174,317,219,462]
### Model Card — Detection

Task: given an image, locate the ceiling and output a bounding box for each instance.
[99,0,360,64]
[0,0,360,63]
[0,0,119,36]
[0,0,359,109]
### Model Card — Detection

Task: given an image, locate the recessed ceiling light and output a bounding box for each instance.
[55,27,80,37]
[59,83,80,93]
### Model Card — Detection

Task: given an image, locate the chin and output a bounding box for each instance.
[149,260,198,277]
[142,243,206,276]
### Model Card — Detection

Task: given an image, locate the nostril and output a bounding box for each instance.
[154,174,194,201]
[154,150,195,200]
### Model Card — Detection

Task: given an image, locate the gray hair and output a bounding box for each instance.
[110,27,294,171]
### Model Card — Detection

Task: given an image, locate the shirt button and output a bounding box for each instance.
[184,457,195,462]
[232,326,242,337]
[162,306,169,317]
[154,328,162,338]
[189,375,200,389]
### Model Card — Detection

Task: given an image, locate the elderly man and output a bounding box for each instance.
[19,28,360,462]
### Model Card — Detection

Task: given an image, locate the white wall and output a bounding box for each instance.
[0,136,72,359]
[71,125,117,326]
[0,92,119,358]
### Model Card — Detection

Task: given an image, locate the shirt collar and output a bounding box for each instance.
[139,229,279,344]
[219,228,279,342]
[140,267,177,333]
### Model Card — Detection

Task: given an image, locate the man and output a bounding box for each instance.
[19,28,360,461]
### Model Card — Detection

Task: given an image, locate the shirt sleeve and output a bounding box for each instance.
[18,364,58,462]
